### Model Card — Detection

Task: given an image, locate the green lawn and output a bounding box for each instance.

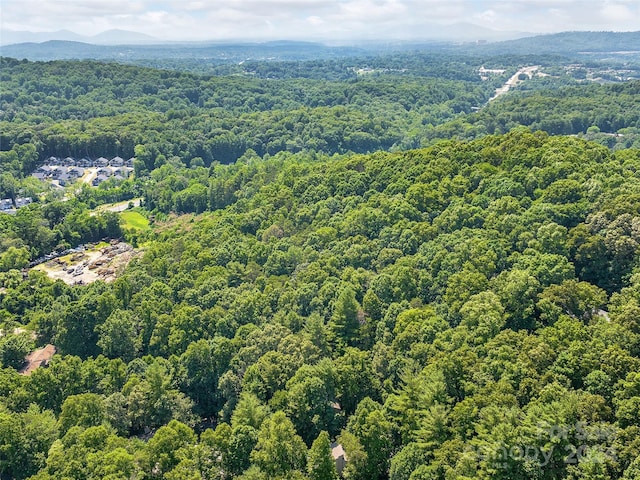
[120,211,150,231]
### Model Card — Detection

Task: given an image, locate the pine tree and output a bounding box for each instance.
[329,286,361,348]
[250,411,307,477]
[308,431,338,480]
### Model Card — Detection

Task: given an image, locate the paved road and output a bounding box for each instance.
[489,66,540,102]
[88,198,142,217]
[81,167,98,185]
[90,198,142,215]
[104,198,141,213]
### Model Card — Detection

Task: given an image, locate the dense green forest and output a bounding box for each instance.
[2,130,640,479]
[0,56,499,175]
[427,80,640,148]
[3,41,640,479]
[2,55,640,183]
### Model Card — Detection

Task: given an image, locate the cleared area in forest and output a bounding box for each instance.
[32,241,139,285]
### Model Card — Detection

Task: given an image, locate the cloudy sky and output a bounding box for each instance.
[1,0,638,42]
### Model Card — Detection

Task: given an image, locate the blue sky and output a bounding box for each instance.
[1,0,638,41]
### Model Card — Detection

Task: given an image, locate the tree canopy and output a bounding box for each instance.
[1,48,640,480]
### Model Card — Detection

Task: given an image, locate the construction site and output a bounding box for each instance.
[33,240,139,285]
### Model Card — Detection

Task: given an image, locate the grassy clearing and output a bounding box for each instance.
[121,211,150,231]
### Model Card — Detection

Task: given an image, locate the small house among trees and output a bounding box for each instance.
[331,443,347,476]
[19,344,56,375]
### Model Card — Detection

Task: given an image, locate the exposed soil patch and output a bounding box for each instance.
[33,241,140,285]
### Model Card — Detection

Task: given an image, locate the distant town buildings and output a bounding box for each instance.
[1,156,137,216]
[31,156,135,187]
[478,65,507,81]
[0,199,13,211]
[15,197,33,208]
[0,196,32,214]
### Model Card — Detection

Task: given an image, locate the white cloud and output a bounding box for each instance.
[1,0,638,41]
[600,3,633,21]
[474,9,498,25]
[306,16,324,26]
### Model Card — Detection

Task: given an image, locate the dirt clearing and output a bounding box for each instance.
[33,241,140,285]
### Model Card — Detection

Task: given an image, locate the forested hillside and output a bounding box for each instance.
[3,55,640,185]
[3,40,640,479]
[471,31,640,55]
[0,56,496,175]
[428,80,640,148]
[3,130,640,478]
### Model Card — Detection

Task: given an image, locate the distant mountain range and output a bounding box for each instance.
[0,24,527,48]
[1,30,638,65]
[0,40,368,63]
[469,31,640,55]
[0,29,157,46]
